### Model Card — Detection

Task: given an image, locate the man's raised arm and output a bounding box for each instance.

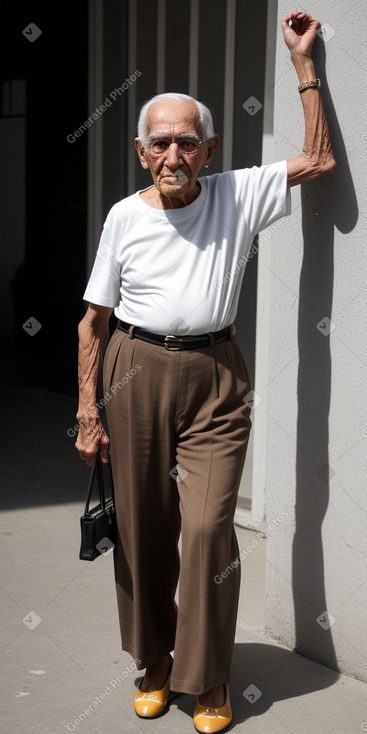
[282,10,336,187]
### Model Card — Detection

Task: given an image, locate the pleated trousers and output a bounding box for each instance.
[102,325,252,695]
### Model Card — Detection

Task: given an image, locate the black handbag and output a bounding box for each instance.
[79,453,117,561]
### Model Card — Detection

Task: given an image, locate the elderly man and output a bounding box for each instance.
[75,10,335,733]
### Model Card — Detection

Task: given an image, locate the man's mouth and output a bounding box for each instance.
[161,171,189,187]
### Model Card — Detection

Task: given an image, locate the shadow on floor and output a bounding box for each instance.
[139,642,340,728]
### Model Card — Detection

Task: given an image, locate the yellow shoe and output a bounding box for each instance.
[193,684,232,733]
[134,664,172,718]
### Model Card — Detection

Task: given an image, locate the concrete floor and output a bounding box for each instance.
[1,383,367,733]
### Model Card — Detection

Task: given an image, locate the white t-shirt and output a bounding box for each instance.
[83,160,291,335]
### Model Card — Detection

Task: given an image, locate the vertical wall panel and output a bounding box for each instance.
[127,0,138,195]
[88,0,104,272]
[189,0,200,98]
[232,0,267,169]
[134,0,159,191]
[135,0,158,110]
[157,0,166,93]
[102,0,128,213]
[197,0,227,174]
[165,0,190,92]
[222,0,236,171]
[233,0,268,390]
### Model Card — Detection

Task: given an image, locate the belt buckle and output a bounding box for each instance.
[164,334,183,351]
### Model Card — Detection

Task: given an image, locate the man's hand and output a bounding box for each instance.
[75,410,110,467]
[281,10,320,59]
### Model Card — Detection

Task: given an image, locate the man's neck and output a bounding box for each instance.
[139,183,201,210]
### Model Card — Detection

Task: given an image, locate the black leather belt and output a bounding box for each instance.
[117,319,234,351]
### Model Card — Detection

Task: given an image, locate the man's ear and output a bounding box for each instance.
[204,135,220,167]
[134,138,150,169]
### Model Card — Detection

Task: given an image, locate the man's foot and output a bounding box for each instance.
[198,683,226,708]
[134,653,173,718]
[140,653,172,692]
[194,684,232,733]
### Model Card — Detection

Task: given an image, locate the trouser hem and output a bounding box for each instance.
[170,672,230,696]
[121,642,174,671]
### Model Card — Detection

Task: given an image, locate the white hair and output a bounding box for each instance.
[136,92,216,146]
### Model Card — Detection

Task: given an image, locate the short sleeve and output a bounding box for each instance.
[239,159,291,236]
[83,221,121,307]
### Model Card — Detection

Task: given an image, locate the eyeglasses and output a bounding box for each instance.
[145,135,204,157]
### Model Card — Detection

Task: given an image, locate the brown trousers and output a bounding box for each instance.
[103,326,252,695]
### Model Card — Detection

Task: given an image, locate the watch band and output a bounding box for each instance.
[298,78,321,93]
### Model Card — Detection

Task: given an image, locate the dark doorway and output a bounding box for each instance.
[1,3,89,397]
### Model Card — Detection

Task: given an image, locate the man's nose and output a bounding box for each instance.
[164,143,182,167]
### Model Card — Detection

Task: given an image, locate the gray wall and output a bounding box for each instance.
[265,1,367,681]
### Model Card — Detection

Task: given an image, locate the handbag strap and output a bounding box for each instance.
[83,453,107,516]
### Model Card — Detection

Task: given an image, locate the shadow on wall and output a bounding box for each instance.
[294,36,358,670]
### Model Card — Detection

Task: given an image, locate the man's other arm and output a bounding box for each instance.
[281,11,336,188]
[75,303,113,466]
